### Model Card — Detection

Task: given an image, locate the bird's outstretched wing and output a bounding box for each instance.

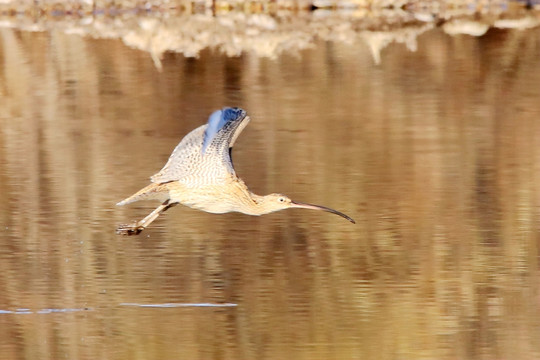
[150,107,250,185]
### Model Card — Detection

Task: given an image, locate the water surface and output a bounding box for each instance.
[0,18,539,360]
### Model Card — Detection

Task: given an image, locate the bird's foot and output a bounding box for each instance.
[116,223,145,236]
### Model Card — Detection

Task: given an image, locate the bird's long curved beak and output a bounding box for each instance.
[291,201,355,224]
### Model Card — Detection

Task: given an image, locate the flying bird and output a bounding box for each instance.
[116,107,355,235]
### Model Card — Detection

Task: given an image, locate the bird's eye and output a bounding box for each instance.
[278,197,286,203]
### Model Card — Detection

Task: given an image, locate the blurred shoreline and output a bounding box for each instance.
[0,0,539,13]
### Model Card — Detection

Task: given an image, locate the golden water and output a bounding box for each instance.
[0,25,539,360]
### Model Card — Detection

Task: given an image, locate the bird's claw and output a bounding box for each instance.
[116,224,144,236]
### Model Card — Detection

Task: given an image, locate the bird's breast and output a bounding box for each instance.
[167,180,255,215]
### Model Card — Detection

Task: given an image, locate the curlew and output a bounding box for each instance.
[116,107,355,235]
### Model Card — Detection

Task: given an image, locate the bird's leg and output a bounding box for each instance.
[116,200,178,236]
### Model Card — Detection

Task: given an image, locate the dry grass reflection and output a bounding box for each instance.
[0,10,540,360]
[0,1,538,68]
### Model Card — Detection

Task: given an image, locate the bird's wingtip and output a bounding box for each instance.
[202,107,248,155]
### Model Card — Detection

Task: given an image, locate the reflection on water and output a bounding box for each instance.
[1,3,539,67]
[120,303,238,307]
[0,308,92,314]
[1,10,540,360]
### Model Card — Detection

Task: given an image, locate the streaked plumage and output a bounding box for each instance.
[116,107,354,235]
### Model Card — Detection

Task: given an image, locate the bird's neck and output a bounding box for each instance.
[242,192,272,215]
[248,192,266,205]
[229,177,272,215]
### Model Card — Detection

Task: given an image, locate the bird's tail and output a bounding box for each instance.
[116,183,170,206]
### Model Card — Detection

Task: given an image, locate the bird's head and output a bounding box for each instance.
[260,193,355,224]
